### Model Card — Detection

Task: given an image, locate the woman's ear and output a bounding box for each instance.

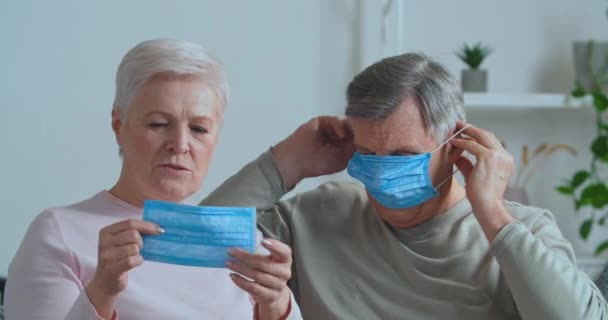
[111,110,123,145]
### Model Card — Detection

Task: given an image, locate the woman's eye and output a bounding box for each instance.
[149,122,168,128]
[191,126,209,134]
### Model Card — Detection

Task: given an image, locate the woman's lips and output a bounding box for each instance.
[158,164,190,171]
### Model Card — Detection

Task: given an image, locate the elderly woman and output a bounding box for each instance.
[5,39,300,320]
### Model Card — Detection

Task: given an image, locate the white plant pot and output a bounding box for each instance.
[573,41,608,91]
[461,69,487,92]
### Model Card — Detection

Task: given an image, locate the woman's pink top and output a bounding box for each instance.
[5,191,300,319]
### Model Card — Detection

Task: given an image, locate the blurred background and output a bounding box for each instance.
[0,0,607,285]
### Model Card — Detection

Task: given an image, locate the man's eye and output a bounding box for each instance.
[149,122,168,128]
[191,126,209,134]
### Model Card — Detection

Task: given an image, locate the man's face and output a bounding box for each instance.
[348,95,456,227]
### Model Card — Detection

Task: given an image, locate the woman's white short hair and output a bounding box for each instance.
[113,39,228,120]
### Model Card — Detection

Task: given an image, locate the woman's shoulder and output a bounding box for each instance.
[31,191,133,241]
[17,191,129,266]
[37,191,104,224]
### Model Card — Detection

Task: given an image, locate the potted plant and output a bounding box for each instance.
[556,56,608,274]
[456,42,492,92]
[573,7,608,92]
[557,3,608,277]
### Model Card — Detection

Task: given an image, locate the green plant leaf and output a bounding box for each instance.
[593,185,608,208]
[556,185,574,195]
[580,219,593,240]
[595,240,608,256]
[572,87,587,98]
[591,136,608,158]
[571,171,590,189]
[580,183,608,209]
[575,196,593,211]
[456,42,492,69]
[593,92,608,112]
[581,183,601,200]
[600,216,607,225]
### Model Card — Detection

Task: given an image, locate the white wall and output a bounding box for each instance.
[398,0,608,93]
[0,0,321,275]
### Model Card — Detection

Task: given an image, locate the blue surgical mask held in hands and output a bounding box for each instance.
[141,200,256,268]
[347,125,470,209]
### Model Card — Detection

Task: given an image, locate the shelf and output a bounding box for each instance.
[464,93,590,109]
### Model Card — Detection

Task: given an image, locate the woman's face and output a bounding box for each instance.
[112,74,223,202]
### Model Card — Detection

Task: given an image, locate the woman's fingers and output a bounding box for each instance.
[100,243,141,263]
[228,238,293,309]
[113,254,144,273]
[229,273,281,303]
[99,219,162,251]
[261,239,292,263]
[226,260,285,291]
[108,229,144,248]
[102,219,163,236]
[227,238,294,295]
[228,249,291,281]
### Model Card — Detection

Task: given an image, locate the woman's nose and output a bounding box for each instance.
[165,127,190,154]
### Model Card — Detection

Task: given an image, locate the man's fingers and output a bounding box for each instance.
[455,156,475,181]
[450,138,487,157]
[448,145,465,164]
[455,121,497,150]
[319,116,353,147]
[337,118,354,142]
[226,260,285,291]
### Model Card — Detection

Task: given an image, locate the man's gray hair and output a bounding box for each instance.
[113,39,228,120]
[345,53,465,141]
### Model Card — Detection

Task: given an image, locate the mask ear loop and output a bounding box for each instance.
[433,124,472,189]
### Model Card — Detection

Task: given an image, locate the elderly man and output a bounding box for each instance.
[202,53,607,319]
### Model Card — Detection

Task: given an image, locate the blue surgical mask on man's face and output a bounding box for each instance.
[347,125,470,209]
[141,200,256,268]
